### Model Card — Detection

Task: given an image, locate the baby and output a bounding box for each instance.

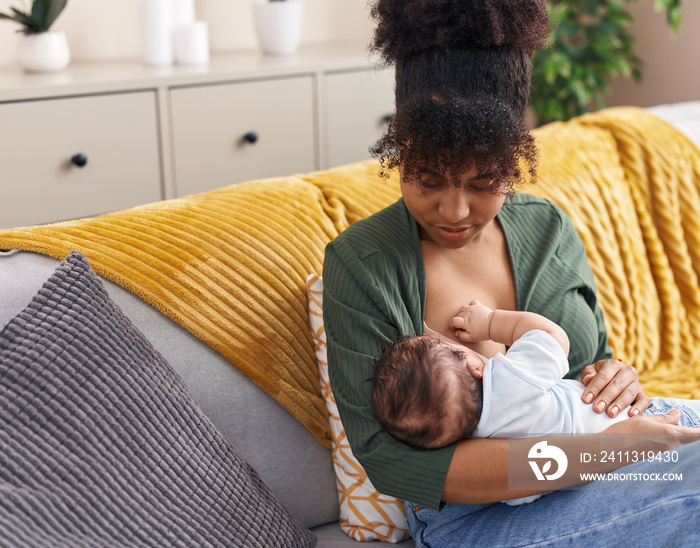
[372,301,700,450]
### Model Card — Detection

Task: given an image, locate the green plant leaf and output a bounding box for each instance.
[542,55,557,84]
[31,0,50,23]
[32,0,68,30]
[655,0,683,34]
[9,6,44,30]
[668,6,682,35]
[530,0,682,125]
[0,12,21,23]
[0,0,67,31]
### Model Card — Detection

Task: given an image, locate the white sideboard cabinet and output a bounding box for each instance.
[0,92,162,229]
[323,67,395,169]
[170,75,316,197]
[0,45,394,229]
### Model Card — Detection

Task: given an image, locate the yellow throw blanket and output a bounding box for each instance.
[1,107,700,448]
[527,108,700,399]
[0,165,402,449]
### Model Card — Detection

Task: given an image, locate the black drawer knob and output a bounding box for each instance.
[382,113,394,124]
[242,132,258,145]
[71,153,88,168]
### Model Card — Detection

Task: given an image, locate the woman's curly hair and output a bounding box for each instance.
[370,0,550,62]
[369,0,550,192]
[371,92,537,194]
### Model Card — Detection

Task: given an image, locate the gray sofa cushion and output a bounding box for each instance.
[0,251,317,547]
[0,250,340,531]
[0,250,414,546]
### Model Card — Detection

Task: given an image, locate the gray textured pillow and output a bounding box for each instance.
[0,251,317,548]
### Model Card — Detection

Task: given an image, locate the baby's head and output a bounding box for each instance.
[371,335,485,449]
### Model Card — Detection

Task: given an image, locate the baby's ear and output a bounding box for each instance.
[467,359,484,380]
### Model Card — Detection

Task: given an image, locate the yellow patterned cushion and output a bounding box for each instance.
[306,274,409,543]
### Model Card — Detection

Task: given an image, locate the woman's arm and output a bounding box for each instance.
[323,227,456,509]
[443,410,700,504]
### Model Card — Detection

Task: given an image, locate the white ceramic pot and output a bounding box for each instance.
[17,30,71,73]
[253,1,304,56]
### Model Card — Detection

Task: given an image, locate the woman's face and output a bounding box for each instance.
[400,163,506,249]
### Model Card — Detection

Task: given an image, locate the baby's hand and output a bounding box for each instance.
[449,300,494,342]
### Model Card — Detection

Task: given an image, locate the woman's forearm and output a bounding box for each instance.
[442,437,571,504]
[442,438,520,503]
[442,426,694,504]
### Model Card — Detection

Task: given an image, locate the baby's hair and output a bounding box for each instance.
[368,0,550,191]
[372,336,482,449]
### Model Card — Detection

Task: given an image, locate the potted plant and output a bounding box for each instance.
[253,0,304,56]
[530,0,683,125]
[0,0,70,73]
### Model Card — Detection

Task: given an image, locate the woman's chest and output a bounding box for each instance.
[421,232,515,356]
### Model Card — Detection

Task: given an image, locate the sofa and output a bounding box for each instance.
[0,102,699,547]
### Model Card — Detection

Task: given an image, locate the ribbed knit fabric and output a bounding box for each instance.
[528,108,700,397]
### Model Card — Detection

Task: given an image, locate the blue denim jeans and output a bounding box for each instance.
[405,397,700,547]
[643,397,700,425]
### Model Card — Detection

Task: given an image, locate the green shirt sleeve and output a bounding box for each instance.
[556,211,613,376]
[323,222,455,510]
[502,194,613,378]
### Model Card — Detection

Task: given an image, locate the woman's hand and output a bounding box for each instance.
[603,409,700,449]
[580,358,651,418]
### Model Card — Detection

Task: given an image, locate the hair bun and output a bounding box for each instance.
[370,0,550,62]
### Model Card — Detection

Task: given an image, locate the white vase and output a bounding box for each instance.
[140,0,174,66]
[253,1,304,56]
[17,30,71,73]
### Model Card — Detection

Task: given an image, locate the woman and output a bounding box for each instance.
[323,0,700,545]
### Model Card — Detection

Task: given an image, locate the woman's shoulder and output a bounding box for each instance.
[500,192,587,261]
[504,191,565,214]
[501,192,573,231]
[327,199,419,257]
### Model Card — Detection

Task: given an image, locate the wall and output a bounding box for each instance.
[606,0,700,108]
[1,1,698,107]
[0,0,375,69]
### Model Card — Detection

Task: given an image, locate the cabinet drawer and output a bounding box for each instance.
[0,92,162,229]
[170,76,316,197]
[324,67,395,168]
